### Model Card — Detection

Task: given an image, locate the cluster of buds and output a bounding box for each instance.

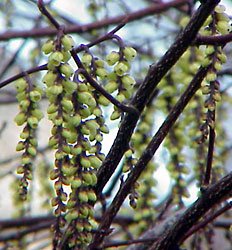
[197,4,229,143]
[14,77,44,200]
[130,105,157,229]
[42,33,110,247]
[81,45,137,120]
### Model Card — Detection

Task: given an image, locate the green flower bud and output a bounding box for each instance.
[15,79,27,91]
[108,72,117,81]
[66,131,77,143]
[116,93,125,102]
[48,51,64,66]
[106,51,120,66]
[61,35,75,51]
[63,144,71,154]
[27,116,39,128]
[91,172,97,185]
[54,116,63,126]
[68,114,81,127]
[216,21,230,35]
[205,46,215,56]
[60,63,74,78]
[16,141,25,151]
[92,107,102,117]
[125,149,133,158]
[17,166,25,174]
[27,146,37,156]
[31,109,44,120]
[41,40,55,55]
[78,191,88,203]
[214,61,222,71]
[71,177,82,188]
[95,59,104,67]
[95,133,103,142]
[121,75,135,89]
[85,120,100,131]
[82,172,93,185]
[96,68,108,80]
[123,46,137,60]
[62,79,77,94]
[78,139,89,151]
[77,91,93,105]
[62,164,76,176]
[50,169,60,180]
[84,222,93,231]
[201,57,211,67]
[14,112,27,126]
[81,53,92,65]
[213,92,221,102]
[29,90,41,102]
[89,156,102,169]
[16,92,27,102]
[71,145,82,155]
[70,210,79,220]
[20,99,30,111]
[61,98,73,112]
[215,4,226,13]
[88,190,97,201]
[110,110,121,120]
[217,13,230,22]
[47,85,63,96]
[206,72,217,82]
[201,86,210,95]
[217,53,227,63]
[47,103,57,114]
[29,138,37,147]
[55,150,64,160]
[114,61,129,76]
[42,71,57,86]
[104,80,118,93]
[98,96,110,106]
[21,155,31,165]
[66,199,76,209]
[79,206,89,217]
[76,222,84,232]
[80,157,91,168]
[20,130,29,139]
[100,125,109,134]
[61,49,71,62]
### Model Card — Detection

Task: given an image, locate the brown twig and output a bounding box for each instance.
[0,0,188,41]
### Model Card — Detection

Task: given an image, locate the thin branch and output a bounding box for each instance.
[203,127,215,185]
[149,172,232,250]
[182,201,232,241]
[195,33,232,46]
[0,0,188,41]
[0,64,47,89]
[37,0,60,30]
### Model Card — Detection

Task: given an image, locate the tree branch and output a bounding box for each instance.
[0,0,187,41]
[149,171,232,249]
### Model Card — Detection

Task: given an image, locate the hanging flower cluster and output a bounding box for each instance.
[14,77,43,200]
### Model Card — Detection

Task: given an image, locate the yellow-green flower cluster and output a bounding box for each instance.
[42,34,109,247]
[14,77,44,200]
[80,46,137,120]
[130,104,158,233]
